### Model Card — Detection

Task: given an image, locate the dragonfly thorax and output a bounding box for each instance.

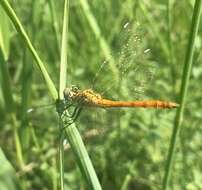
[63,86,103,107]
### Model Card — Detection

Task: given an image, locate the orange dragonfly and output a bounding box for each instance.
[59,21,180,123]
[57,23,180,124]
[64,86,178,109]
[59,85,179,125]
[29,22,179,127]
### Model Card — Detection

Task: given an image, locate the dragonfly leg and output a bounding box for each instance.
[56,97,77,114]
[61,96,83,129]
[56,99,73,114]
[64,103,73,110]
[62,107,82,129]
[72,107,82,121]
[66,97,84,120]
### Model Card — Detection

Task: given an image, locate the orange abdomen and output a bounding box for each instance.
[94,99,179,109]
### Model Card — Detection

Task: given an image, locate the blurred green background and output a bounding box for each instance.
[0,0,202,189]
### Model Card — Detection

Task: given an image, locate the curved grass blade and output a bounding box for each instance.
[163,1,202,189]
[48,0,61,57]
[0,0,58,100]
[61,110,102,190]
[0,10,24,169]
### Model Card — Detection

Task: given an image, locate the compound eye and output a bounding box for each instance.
[71,85,79,92]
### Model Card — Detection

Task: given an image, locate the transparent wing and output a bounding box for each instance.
[90,21,155,101]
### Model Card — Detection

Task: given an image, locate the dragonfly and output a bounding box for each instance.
[64,86,178,109]
[57,85,179,126]
[31,22,179,126]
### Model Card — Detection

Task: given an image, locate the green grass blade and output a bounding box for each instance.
[0,6,24,169]
[59,108,103,190]
[0,5,10,60]
[0,6,13,112]
[163,0,202,189]
[64,123,102,190]
[0,49,24,168]
[166,0,176,88]
[58,1,101,189]
[59,0,69,189]
[58,108,102,189]
[59,0,69,99]
[0,49,13,112]
[59,130,65,190]
[0,148,21,189]
[48,0,60,57]
[0,0,58,100]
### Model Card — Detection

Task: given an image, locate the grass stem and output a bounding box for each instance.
[163,1,202,189]
[0,0,58,100]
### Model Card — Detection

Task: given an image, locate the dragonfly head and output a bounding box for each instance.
[63,85,80,101]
